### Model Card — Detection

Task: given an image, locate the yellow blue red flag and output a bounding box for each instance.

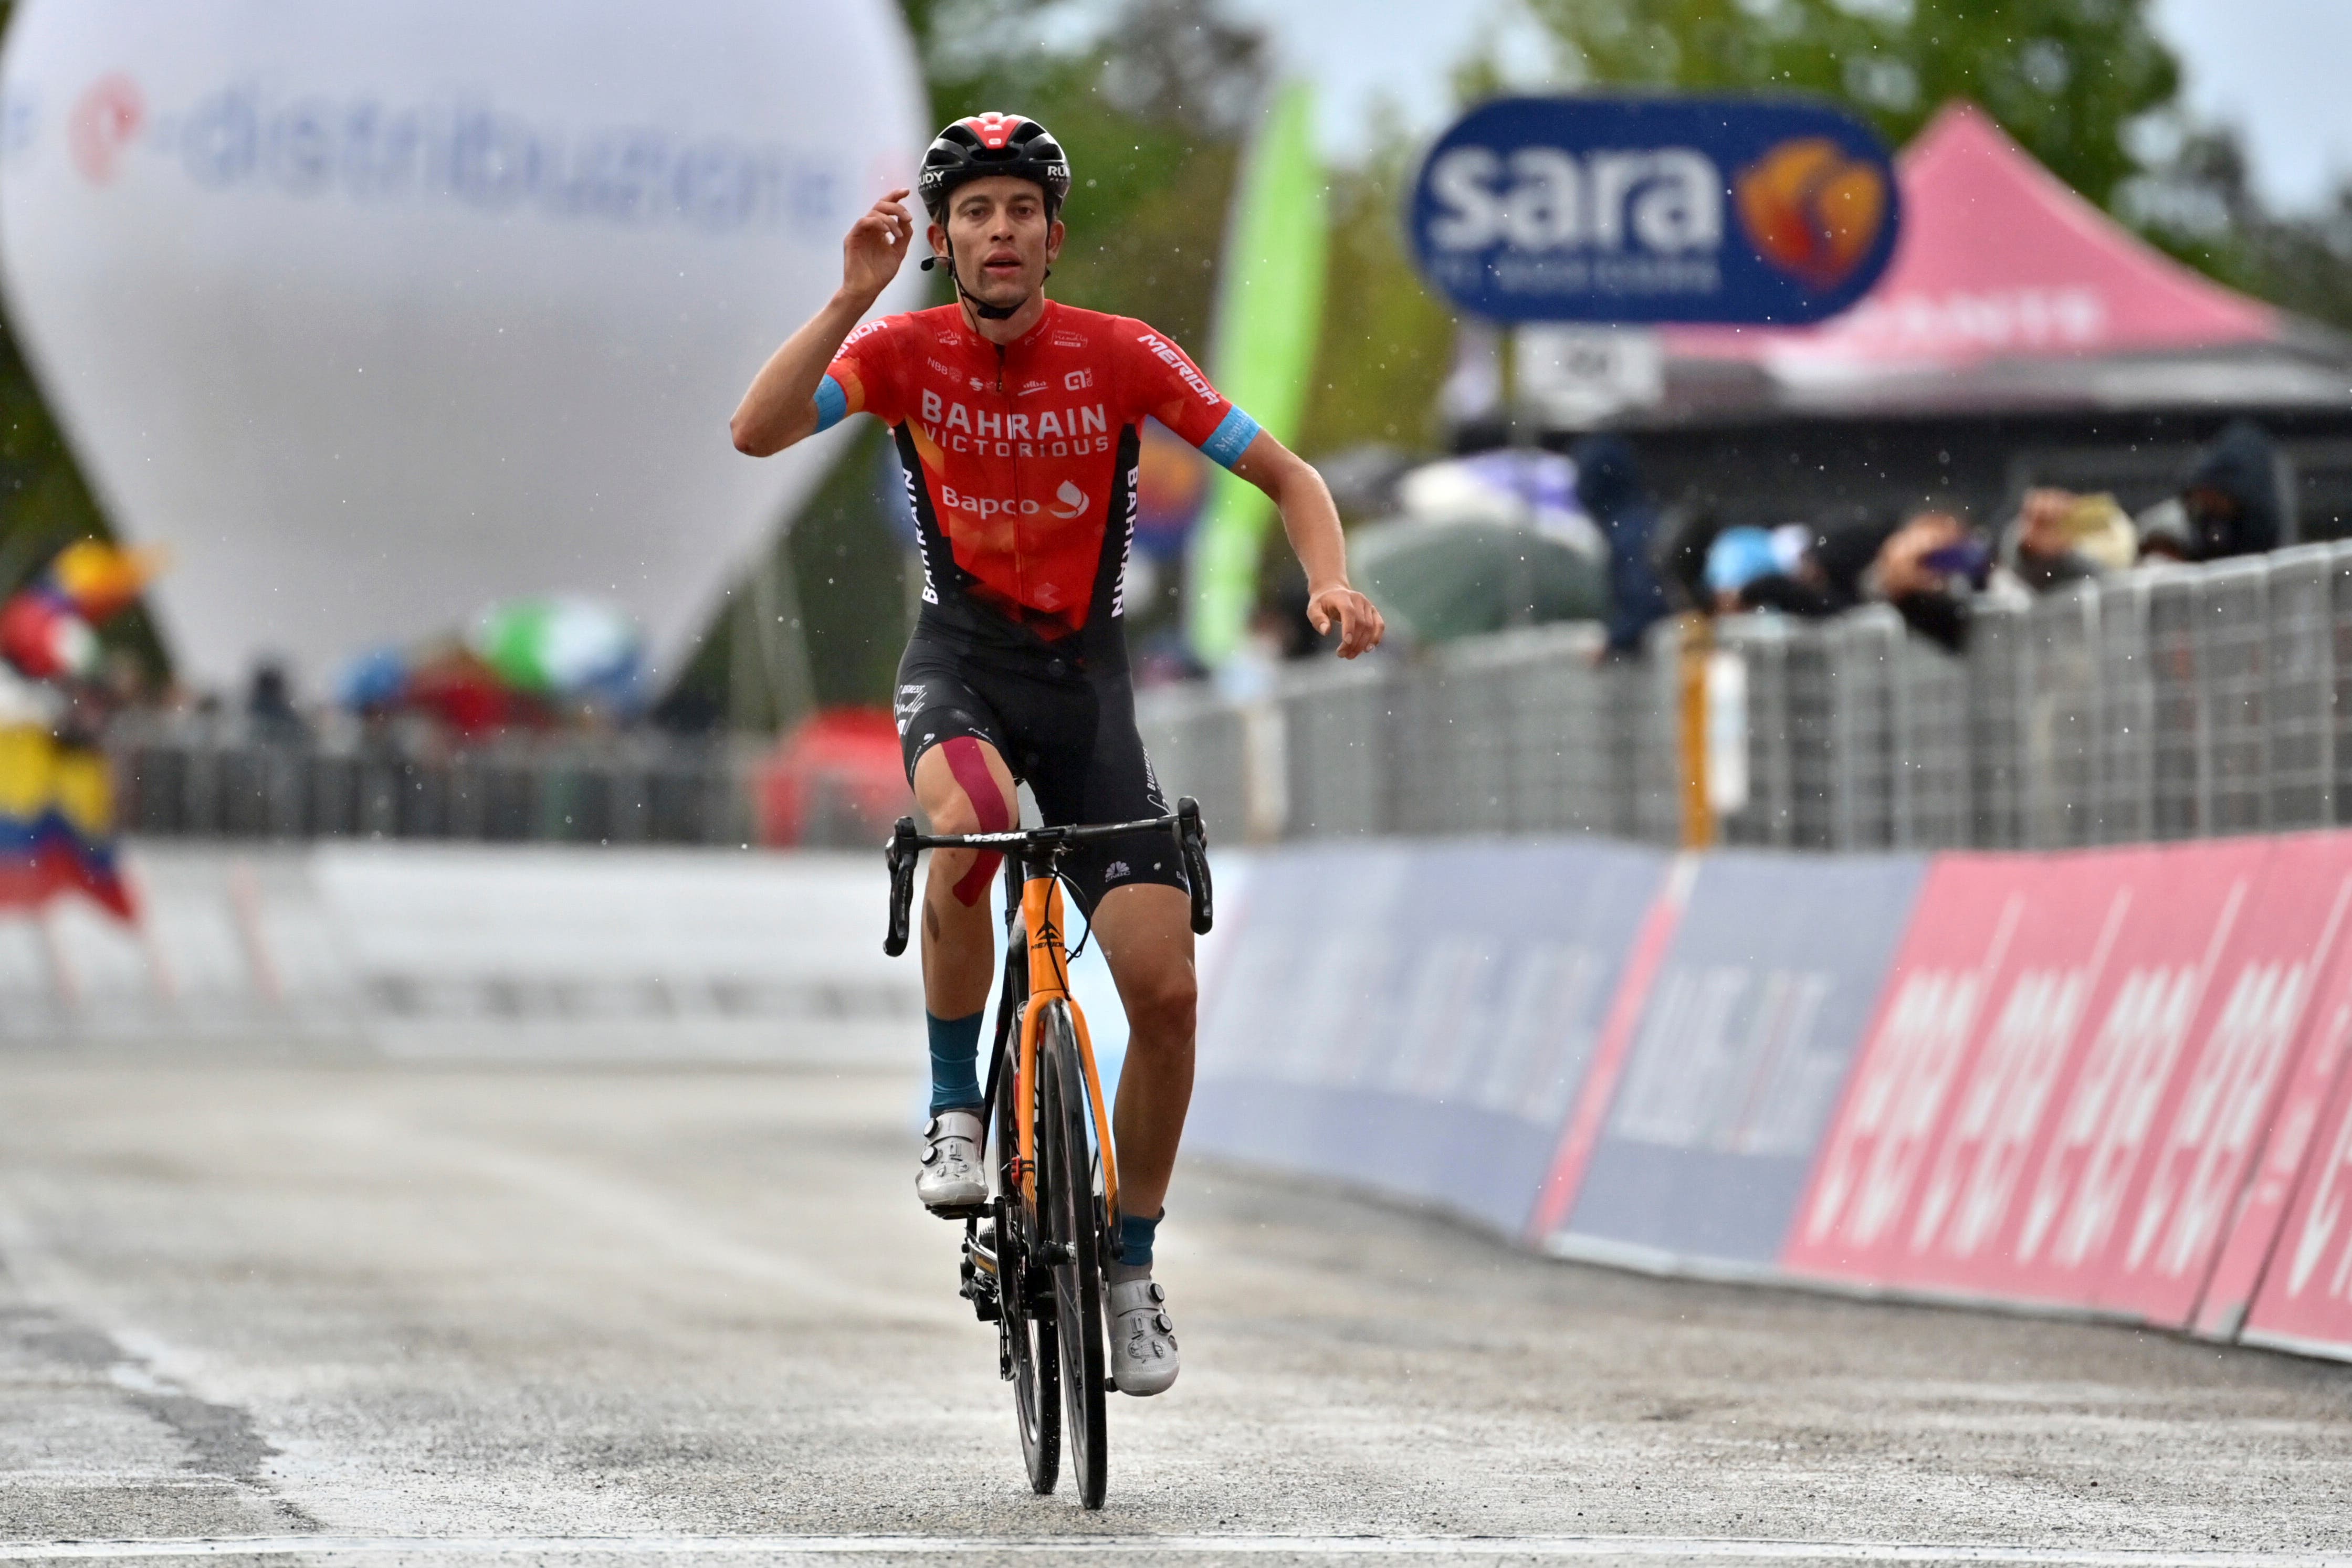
[0,724,134,919]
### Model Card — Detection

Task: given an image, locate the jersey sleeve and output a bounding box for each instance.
[1116,321,1262,470]
[818,314,910,430]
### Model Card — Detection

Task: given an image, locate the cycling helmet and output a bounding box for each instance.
[918,113,1073,222]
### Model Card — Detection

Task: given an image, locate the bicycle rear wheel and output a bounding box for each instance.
[1040,1003,1109,1509]
[994,992,1059,1496]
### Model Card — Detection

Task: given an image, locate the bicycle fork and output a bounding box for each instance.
[1010,867,1120,1232]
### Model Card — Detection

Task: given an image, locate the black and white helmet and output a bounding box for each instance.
[918,113,1073,222]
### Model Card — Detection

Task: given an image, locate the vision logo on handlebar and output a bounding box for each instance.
[883,800,1213,957]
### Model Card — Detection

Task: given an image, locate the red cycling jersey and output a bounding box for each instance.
[819,300,1258,659]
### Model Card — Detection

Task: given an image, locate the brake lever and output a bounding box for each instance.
[1175,796,1214,936]
[884,815,919,956]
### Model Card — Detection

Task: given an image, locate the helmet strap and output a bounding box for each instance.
[942,237,1038,324]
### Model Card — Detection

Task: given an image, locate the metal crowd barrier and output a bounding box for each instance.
[107,540,2352,854]
[1136,541,2352,852]
[106,714,758,846]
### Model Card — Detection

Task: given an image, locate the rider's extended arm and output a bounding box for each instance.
[730,188,914,458]
[1232,433,1346,590]
[1231,433,1387,658]
[729,291,875,457]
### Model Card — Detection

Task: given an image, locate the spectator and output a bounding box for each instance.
[2181,418,2284,561]
[2006,488,2136,591]
[2133,496,2197,562]
[1869,509,1989,654]
[1570,434,1671,656]
[1704,508,1991,655]
[1704,523,1828,615]
[246,658,308,743]
[1657,507,1723,614]
[1699,513,1902,619]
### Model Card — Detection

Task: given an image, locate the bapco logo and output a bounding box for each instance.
[1049,480,1087,519]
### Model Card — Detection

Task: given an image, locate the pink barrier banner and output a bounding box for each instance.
[2098,834,2352,1327]
[1944,840,2264,1311]
[2241,1051,2352,1359]
[1783,841,2304,1319]
[1782,850,2148,1292]
[2198,882,2352,1340]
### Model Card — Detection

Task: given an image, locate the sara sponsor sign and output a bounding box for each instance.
[1410,95,1901,324]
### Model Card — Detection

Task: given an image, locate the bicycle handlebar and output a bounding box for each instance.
[884,799,1213,955]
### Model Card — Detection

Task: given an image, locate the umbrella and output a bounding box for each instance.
[1352,514,1610,645]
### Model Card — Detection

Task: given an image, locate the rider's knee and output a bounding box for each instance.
[923,792,986,838]
[1122,963,1196,1046]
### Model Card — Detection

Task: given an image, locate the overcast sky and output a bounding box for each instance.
[1218,0,2352,213]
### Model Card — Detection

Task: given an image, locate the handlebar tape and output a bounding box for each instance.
[942,737,1011,906]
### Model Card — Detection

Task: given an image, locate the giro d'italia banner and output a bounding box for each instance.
[1409,94,1902,324]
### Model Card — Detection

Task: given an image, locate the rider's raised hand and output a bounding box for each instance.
[1307,586,1385,660]
[843,189,915,303]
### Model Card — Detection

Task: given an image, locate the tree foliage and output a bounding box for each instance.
[2128,127,2352,335]
[1520,0,2181,208]
[0,6,111,589]
[1295,134,1458,458]
[0,1,165,680]
[903,0,1265,352]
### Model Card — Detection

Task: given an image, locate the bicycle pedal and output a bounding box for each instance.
[926,1201,988,1222]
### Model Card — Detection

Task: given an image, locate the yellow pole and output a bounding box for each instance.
[1678,613,1715,851]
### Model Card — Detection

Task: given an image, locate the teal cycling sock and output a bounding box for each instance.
[1117,1209,1160,1270]
[927,1011,985,1114]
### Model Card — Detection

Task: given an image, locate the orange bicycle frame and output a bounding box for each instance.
[1012,868,1120,1223]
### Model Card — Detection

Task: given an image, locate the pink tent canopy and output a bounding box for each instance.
[1664,103,2282,381]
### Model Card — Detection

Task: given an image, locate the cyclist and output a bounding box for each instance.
[730,112,1382,1396]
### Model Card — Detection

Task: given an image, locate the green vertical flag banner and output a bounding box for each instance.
[1184,79,1328,667]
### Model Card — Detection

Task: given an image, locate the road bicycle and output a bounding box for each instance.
[885,799,1212,1510]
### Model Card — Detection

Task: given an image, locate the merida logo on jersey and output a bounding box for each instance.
[917,388,1111,457]
[1134,332,1218,404]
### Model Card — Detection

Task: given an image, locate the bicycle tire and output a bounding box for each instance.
[988,945,1063,1495]
[1040,1003,1109,1509]
[992,956,1059,1495]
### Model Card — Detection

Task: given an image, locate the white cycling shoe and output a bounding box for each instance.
[916,1109,987,1215]
[1109,1276,1180,1396]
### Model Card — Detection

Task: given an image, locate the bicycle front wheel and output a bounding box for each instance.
[995,964,1058,1496]
[1040,1002,1109,1510]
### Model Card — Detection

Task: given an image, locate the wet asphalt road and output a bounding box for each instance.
[1,1055,2350,1566]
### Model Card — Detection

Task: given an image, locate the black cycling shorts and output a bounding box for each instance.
[893,635,1186,917]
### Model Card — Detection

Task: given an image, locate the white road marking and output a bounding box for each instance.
[0,1539,2344,1565]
